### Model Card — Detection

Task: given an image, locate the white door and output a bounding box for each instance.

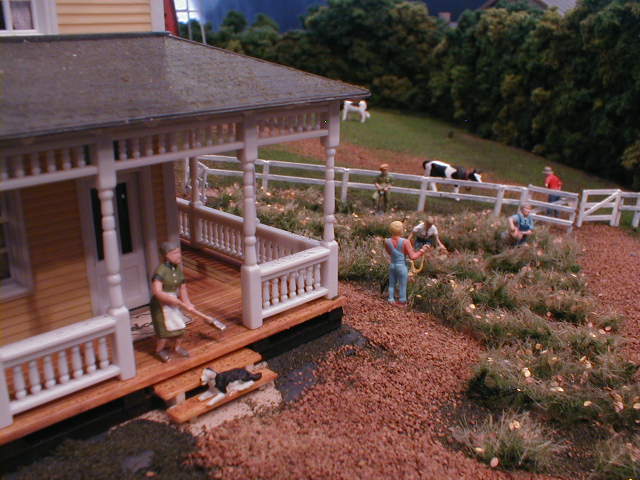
[82,172,150,314]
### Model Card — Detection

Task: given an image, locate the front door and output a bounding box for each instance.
[82,172,150,314]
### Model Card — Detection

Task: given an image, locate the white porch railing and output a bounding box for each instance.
[577,189,640,228]
[0,315,122,428]
[176,199,330,326]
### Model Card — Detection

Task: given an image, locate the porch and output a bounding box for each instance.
[0,246,345,446]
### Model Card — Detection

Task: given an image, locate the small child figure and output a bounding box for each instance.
[408,216,447,252]
[373,163,392,213]
[507,204,535,245]
[384,221,428,306]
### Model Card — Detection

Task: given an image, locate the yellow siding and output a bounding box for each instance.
[56,0,153,34]
[0,182,93,347]
[152,164,168,246]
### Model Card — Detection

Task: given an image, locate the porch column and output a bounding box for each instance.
[322,103,340,299]
[188,156,202,247]
[240,114,262,329]
[96,138,136,379]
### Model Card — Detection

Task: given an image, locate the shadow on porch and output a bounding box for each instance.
[0,246,344,446]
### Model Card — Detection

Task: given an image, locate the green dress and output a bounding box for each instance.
[150,262,186,338]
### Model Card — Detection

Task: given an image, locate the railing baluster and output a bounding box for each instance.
[144,136,153,157]
[58,350,70,383]
[46,150,56,173]
[158,134,166,154]
[288,273,297,298]
[117,140,127,161]
[13,366,26,399]
[28,153,40,175]
[84,341,97,373]
[314,264,321,289]
[131,138,141,159]
[12,155,25,178]
[61,149,72,170]
[0,156,7,181]
[71,346,83,378]
[97,337,110,369]
[305,266,314,292]
[262,281,270,309]
[43,355,56,389]
[74,146,85,167]
[297,268,305,295]
[280,275,288,302]
[28,360,42,394]
[271,278,280,305]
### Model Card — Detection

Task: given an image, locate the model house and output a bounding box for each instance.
[0,0,368,442]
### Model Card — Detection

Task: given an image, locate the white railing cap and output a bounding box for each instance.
[0,315,116,363]
[259,246,329,278]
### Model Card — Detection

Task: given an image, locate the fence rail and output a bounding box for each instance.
[195,155,612,231]
[577,189,640,228]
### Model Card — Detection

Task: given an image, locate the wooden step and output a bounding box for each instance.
[167,368,277,424]
[153,348,262,404]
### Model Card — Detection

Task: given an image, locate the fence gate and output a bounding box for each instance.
[577,189,640,228]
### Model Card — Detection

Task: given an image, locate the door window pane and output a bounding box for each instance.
[90,188,105,261]
[115,183,133,255]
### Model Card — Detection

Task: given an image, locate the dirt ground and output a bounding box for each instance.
[191,283,562,480]
[189,141,640,479]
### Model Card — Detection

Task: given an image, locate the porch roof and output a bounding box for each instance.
[0,32,369,142]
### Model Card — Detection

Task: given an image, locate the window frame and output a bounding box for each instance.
[0,0,57,36]
[0,191,33,301]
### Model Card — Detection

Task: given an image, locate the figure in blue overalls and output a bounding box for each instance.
[384,221,428,306]
[508,204,535,245]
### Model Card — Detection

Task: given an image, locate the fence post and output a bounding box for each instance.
[340,168,350,204]
[492,187,505,217]
[262,161,270,192]
[576,191,588,227]
[611,190,622,227]
[567,196,578,232]
[518,187,529,209]
[417,176,428,211]
[632,195,640,229]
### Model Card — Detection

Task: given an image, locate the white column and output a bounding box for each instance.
[322,103,340,299]
[95,138,136,379]
[188,156,202,247]
[240,114,262,329]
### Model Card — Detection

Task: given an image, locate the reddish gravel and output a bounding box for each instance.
[575,224,640,365]
[191,284,561,480]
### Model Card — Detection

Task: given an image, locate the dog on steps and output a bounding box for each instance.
[198,367,262,406]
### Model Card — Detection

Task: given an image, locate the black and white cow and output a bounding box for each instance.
[422,160,482,197]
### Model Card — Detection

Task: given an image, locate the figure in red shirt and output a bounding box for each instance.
[543,166,563,216]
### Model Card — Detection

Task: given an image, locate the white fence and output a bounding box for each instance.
[0,315,122,428]
[176,199,333,324]
[194,155,584,231]
[577,189,640,228]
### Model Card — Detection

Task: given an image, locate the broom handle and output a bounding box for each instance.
[184,305,227,331]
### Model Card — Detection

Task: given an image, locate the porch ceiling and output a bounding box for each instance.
[1,32,369,143]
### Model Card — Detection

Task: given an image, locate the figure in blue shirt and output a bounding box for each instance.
[508,204,535,245]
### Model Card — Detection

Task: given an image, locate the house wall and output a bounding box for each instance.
[56,0,154,34]
[0,181,93,347]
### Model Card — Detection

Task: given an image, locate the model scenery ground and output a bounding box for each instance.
[8,111,639,479]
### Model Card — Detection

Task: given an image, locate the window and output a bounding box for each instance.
[0,191,32,300]
[0,0,57,35]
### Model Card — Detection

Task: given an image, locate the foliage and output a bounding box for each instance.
[453,411,563,471]
[594,434,640,480]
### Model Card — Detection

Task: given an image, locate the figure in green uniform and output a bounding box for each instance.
[373,163,392,213]
[150,242,194,362]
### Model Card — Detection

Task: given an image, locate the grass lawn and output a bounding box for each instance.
[258,108,638,229]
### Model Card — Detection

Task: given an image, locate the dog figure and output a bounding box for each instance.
[342,100,371,123]
[422,160,482,199]
[198,367,262,406]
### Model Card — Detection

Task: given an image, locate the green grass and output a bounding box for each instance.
[340,109,620,193]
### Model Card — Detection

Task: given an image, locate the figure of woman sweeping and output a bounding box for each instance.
[150,242,225,363]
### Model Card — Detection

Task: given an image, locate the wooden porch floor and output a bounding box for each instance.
[0,247,344,446]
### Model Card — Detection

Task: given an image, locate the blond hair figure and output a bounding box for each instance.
[384,221,428,306]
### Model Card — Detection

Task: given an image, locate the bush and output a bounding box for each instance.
[453,411,562,472]
[594,434,640,480]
